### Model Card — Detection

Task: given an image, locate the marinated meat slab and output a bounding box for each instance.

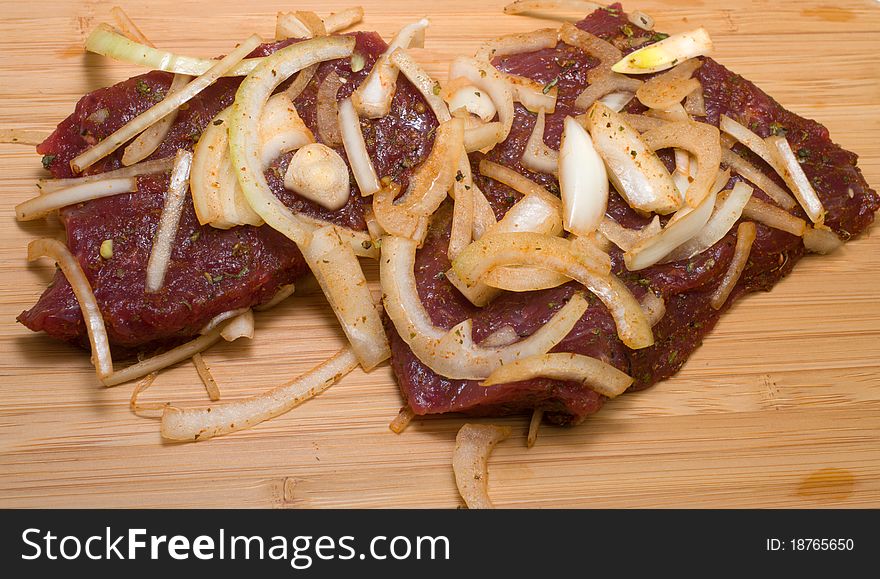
[20,32,437,352]
[389,4,879,424]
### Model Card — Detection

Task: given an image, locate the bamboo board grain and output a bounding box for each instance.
[1,0,879,509]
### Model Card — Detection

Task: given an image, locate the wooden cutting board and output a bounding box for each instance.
[1,0,878,509]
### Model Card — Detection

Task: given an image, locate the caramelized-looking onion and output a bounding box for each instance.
[285,64,319,101]
[474,28,558,62]
[28,238,113,381]
[284,143,351,211]
[664,180,753,262]
[192,352,221,401]
[636,59,702,110]
[230,36,356,246]
[338,97,381,196]
[122,73,191,166]
[522,109,558,175]
[145,150,192,293]
[16,177,138,221]
[352,19,430,118]
[598,215,661,251]
[684,87,706,117]
[765,135,826,224]
[559,115,607,236]
[803,225,843,254]
[161,347,358,441]
[575,74,642,111]
[453,423,511,509]
[452,232,653,349]
[373,118,464,241]
[612,27,713,74]
[586,102,680,214]
[560,22,621,70]
[382,236,590,380]
[501,72,558,114]
[481,352,634,398]
[710,221,757,309]
[74,34,262,173]
[389,406,416,434]
[721,149,796,210]
[316,71,344,147]
[300,225,389,370]
[449,57,515,152]
[641,119,721,207]
[742,196,805,236]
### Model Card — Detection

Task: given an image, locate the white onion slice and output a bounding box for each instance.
[559,115,607,236]
[145,149,192,292]
[597,91,635,112]
[721,149,796,210]
[710,221,757,310]
[219,309,255,342]
[104,328,224,387]
[478,159,562,212]
[339,97,381,196]
[598,216,662,252]
[612,27,713,74]
[521,109,558,175]
[301,225,389,370]
[741,196,806,237]
[453,423,511,509]
[448,152,476,260]
[324,7,365,33]
[192,352,222,401]
[229,36,355,246]
[161,347,358,441]
[389,49,452,123]
[718,115,777,169]
[449,57,515,152]
[122,72,191,166]
[664,180,753,262]
[447,85,497,123]
[37,157,173,193]
[275,12,314,39]
[473,27,558,62]
[352,19,430,118]
[501,72,558,114]
[284,143,350,211]
[503,0,604,16]
[73,35,261,173]
[28,238,113,381]
[17,177,137,221]
[260,92,315,166]
[84,24,262,76]
[765,135,826,224]
[803,225,843,254]
[382,235,590,379]
[586,102,680,214]
[481,352,633,398]
[389,406,416,434]
[452,232,653,349]
[199,308,250,334]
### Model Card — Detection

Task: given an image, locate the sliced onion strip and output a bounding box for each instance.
[527,409,542,449]
[635,59,702,110]
[598,215,661,252]
[104,328,223,387]
[449,57,515,152]
[219,309,255,342]
[481,352,633,398]
[229,36,356,246]
[37,157,173,193]
[339,97,381,196]
[522,109,558,175]
[664,180,753,262]
[145,150,192,293]
[710,221,757,309]
[612,27,713,74]
[453,423,511,509]
[382,236,591,379]
[161,347,358,441]
[448,153,476,260]
[284,143,350,211]
[559,115,607,236]
[389,406,416,434]
[474,28,558,62]
[73,34,262,173]
[478,159,561,211]
[389,49,452,123]
[301,225,389,370]
[315,71,345,147]
[721,148,796,210]
[192,352,222,401]
[17,177,137,221]
[122,72,192,166]
[641,119,721,208]
[324,7,365,34]
[765,135,826,224]
[586,102,680,214]
[803,225,843,254]
[27,238,113,381]
[741,196,806,237]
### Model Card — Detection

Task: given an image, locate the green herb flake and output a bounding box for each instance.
[542,77,559,95]
[41,154,56,170]
[621,24,634,38]
[135,80,152,97]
